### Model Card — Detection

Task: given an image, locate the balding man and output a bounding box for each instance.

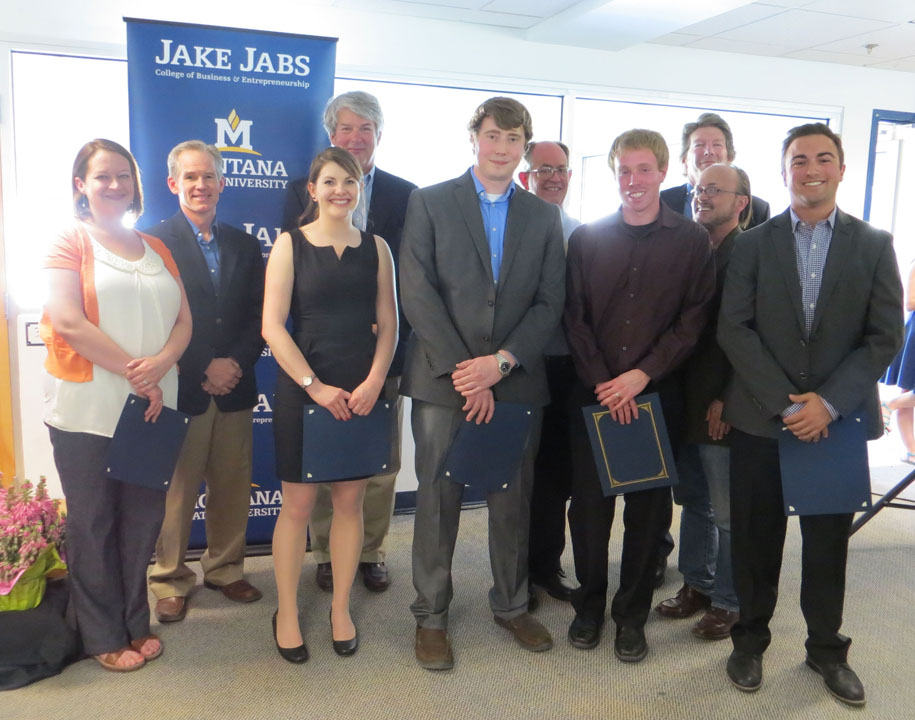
[518,141,580,606]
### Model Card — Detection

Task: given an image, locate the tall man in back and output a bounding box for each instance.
[718,123,902,705]
[564,129,714,662]
[400,97,565,670]
[147,141,265,621]
[284,91,417,592]
[518,140,580,605]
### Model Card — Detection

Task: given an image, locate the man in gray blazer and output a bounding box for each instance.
[400,97,565,670]
[718,123,903,705]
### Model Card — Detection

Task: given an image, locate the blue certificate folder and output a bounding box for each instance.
[581,393,678,497]
[301,401,394,482]
[443,402,534,492]
[778,412,871,516]
[104,394,190,491]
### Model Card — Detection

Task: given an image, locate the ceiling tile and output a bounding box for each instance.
[785,48,880,66]
[799,0,915,24]
[651,32,702,46]
[812,23,915,59]
[685,36,796,56]
[482,0,581,17]
[715,8,892,46]
[676,3,787,36]
[867,56,915,72]
[753,0,818,7]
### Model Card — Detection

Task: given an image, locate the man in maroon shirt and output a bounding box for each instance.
[563,129,715,662]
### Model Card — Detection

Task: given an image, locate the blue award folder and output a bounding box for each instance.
[778,411,871,516]
[442,402,534,492]
[104,394,190,491]
[581,393,678,497]
[301,401,394,482]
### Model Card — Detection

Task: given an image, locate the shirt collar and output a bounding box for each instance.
[789,206,837,232]
[363,166,375,189]
[182,210,218,243]
[470,167,515,202]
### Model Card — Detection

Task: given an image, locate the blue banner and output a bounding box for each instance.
[126,18,337,546]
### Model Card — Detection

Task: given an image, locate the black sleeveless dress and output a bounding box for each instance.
[273,228,378,483]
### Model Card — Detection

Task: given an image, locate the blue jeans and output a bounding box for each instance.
[673,443,737,612]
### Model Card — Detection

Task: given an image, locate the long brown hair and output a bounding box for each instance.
[297,146,363,226]
[72,138,143,220]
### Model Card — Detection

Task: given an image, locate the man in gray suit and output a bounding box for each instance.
[718,123,903,705]
[400,97,565,670]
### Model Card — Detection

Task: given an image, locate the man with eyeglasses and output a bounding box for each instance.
[518,141,580,609]
[564,129,714,662]
[718,123,902,704]
[655,164,749,641]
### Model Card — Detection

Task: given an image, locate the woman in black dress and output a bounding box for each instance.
[262,147,397,661]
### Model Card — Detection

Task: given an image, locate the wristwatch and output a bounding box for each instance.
[301,374,315,389]
[494,351,512,377]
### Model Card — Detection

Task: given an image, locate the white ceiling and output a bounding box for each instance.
[318,0,915,73]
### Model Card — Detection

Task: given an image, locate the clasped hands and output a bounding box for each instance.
[124,355,169,423]
[202,357,242,396]
[451,354,506,425]
[594,369,650,424]
[307,377,384,421]
[783,392,832,443]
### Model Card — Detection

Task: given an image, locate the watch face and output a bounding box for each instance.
[499,361,511,375]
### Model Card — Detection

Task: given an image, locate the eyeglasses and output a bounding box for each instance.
[532,165,570,179]
[689,186,741,199]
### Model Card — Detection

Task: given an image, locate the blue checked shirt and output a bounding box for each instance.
[183,212,220,292]
[782,207,838,421]
[471,169,514,284]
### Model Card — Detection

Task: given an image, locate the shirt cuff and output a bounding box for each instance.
[781,397,839,421]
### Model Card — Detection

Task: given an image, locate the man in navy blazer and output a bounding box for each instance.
[283,91,417,593]
[146,141,265,622]
[660,112,770,230]
[717,123,903,705]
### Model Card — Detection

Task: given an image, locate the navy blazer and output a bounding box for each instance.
[717,208,903,440]
[144,212,265,416]
[661,183,770,230]
[282,166,417,374]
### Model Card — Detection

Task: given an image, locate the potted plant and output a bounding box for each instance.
[0,477,67,612]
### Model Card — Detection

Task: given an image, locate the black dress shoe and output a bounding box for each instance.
[726,650,762,692]
[614,625,648,663]
[805,657,865,706]
[272,611,309,664]
[568,615,602,649]
[530,569,574,602]
[315,562,333,592]
[360,562,390,592]
[330,609,359,657]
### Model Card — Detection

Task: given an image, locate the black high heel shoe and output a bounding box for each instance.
[273,610,309,664]
[330,608,359,657]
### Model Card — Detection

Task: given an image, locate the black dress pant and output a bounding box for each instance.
[528,355,576,578]
[567,378,682,627]
[729,428,853,663]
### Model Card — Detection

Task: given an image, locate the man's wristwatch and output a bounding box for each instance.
[301,374,315,389]
[494,351,512,377]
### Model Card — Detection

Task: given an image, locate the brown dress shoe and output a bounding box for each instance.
[655,584,711,619]
[204,579,262,603]
[315,562,333,592]
[155,596,187,623]
[360,562,390,592]
[692,607,738,640]
[494,612,553,652]
[415,626,454,670]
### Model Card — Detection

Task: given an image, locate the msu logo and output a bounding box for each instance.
[214,109,261,155]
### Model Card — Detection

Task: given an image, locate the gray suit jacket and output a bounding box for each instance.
[399,169,566,408]
[717,207,903,440]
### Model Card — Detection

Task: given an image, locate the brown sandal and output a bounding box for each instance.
[95,647,146,672]
[130,634,163,661]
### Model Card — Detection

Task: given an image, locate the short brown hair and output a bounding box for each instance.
[72,138,143,220]
[297,146,364,226]
[781,122,844,171]
[608,129,669,175]
[167,140,224,181]
[468,97,533,144]
[680,113,736,163]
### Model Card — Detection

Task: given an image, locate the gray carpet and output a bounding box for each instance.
[6,500,915,720]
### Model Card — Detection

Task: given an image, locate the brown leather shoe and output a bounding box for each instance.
[360,562,390,592]
[415,626,454,670]
[155,596,187,623]
[494,612,553,652]
[655,584,711,619]
[315,562,333,592]
[692,606,738,640]
[203,579,262,603]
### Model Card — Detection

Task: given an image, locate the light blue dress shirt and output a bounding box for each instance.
[183,211,220,292]
[470,169,514,284]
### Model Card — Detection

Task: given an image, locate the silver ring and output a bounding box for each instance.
[613,392,621,398]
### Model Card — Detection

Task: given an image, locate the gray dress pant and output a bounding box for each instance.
[409,400,542,630]
[48,426,166,656]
